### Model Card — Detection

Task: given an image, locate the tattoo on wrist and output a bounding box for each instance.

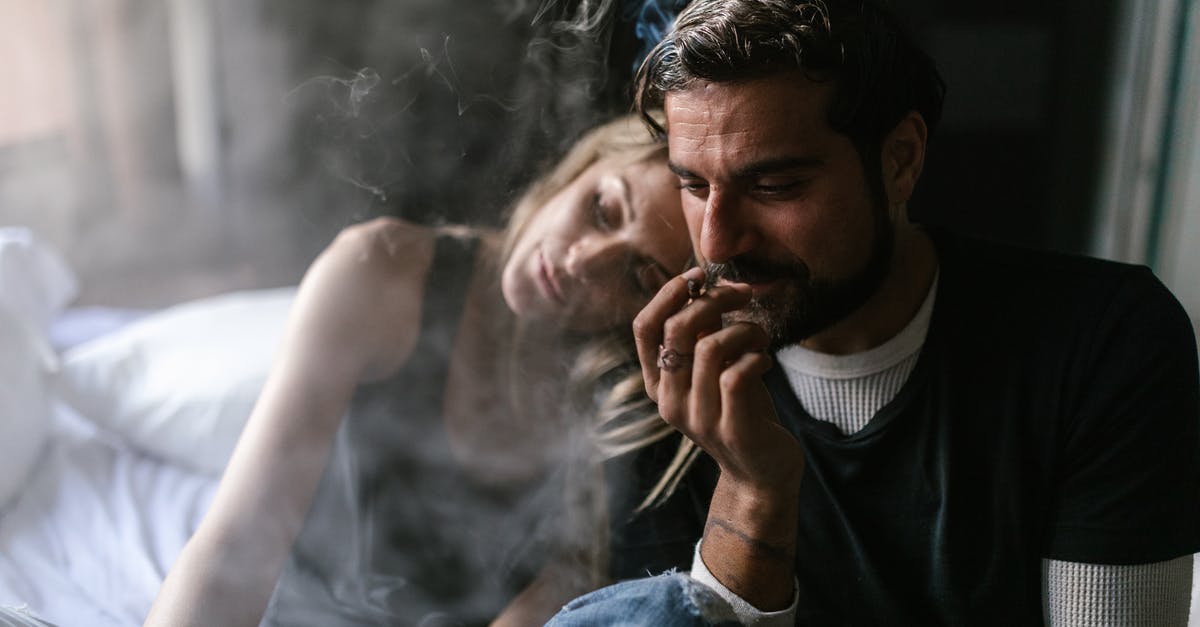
[705,518,793,565]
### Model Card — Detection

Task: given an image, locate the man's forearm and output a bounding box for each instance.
[699,474,800,611]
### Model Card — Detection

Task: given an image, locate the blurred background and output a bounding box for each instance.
[1,0,1197,344]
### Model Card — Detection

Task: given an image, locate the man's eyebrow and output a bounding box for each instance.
[737,156,824,177]
[667,161,696,178]
[667,156,824,180]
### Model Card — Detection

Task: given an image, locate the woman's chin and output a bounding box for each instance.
[502,279,619,333]
[499,271,527,316]
[503,289,556,326]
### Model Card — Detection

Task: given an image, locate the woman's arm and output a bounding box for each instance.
[145,218,436,626]
[491,554,602,627]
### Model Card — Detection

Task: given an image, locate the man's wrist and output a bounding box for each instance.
[699,474,800,611]
[691,540,799,626]
[708,473,801,542]
[703,517,793,567]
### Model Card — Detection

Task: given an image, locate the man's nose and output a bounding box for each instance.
[565,234,628,282]
[700,189,758,264]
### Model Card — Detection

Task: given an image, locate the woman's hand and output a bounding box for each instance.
[632,267,804,611]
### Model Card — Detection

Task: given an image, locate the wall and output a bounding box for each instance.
[0,0,1145,306]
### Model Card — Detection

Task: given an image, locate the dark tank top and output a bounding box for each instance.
[264,234,552,627]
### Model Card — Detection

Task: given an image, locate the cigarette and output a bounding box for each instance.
[703,263,726,291]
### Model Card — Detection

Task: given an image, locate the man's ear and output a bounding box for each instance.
[881,111,928,207]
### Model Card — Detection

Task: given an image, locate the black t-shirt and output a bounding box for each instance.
[607,230,1200,626]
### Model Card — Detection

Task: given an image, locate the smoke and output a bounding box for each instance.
[533,0,618,34]
[281,35,527,208]
[0,0,681,623]
[1,0,696,301]
[241,5,682,616]
[283,67,395,203]
[623,0,688,71]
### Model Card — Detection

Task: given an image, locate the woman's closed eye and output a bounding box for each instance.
[591,192,620,231]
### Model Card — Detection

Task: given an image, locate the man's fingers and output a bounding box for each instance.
[714,351,775,443]
[633,267,705,399]
[691,322,770,386]
[687,322,769,432]
[654,282,755,421]
[658,282,755,406]
[660,283,753,352]
[718,350,775,411]
[716,350,791,487]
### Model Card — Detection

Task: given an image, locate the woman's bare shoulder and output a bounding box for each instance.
[320,217,487,278]
[324,216,436,269]
[291,217,444,379]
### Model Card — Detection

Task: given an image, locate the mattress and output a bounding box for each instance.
[0,401,215,626]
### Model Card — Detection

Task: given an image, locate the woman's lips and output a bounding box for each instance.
[536,249,567,305]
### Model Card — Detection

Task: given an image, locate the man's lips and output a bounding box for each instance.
[746,279,786,299]
[708,257,805,299]
[537,250,567,305]
[711,275,787,298]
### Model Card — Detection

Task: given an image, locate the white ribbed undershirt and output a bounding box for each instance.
[775,273,936,436]
[1044,558,1194,626]
[693,272,1196,626]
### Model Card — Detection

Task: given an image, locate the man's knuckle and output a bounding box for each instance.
[632,315,653,339]
[742,322,770,344]
[643,379,659,400]
[658,401,685,426]
[719,368,746,392]
[689,420,716,442]
[662,316,687,341]
[695,335,722,361]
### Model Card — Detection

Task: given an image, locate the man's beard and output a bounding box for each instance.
[706,204,894,348]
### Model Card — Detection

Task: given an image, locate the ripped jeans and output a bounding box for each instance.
[545,573,743,627]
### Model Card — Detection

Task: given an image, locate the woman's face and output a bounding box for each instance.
[502,155,692,333]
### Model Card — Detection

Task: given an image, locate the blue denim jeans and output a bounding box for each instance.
[545,573,743,626]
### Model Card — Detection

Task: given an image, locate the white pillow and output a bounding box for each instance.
[0,227,73,510]
[0,228,79,334]
[0,302,56,509]
[53,287,296,475]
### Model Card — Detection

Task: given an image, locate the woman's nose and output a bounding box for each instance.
[565,234,628,282]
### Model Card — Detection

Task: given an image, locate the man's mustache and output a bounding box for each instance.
[705,255,809,286]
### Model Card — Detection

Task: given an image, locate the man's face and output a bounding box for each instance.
[664,73,893,347]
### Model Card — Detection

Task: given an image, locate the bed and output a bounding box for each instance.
[0,228,293,626]
[0,227,1198,626]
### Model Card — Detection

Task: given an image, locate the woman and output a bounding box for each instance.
[144,114,692,627]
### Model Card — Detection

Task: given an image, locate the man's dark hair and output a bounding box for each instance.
[634,0,946,162]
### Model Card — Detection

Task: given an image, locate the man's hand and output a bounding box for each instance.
[633,267,805,611]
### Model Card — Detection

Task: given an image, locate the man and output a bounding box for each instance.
[549,0,1200,625]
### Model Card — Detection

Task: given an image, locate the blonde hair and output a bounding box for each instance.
[553,330,702,588]
[496,112,696,587]
[572,337,699,509]
[501,113,667,265]
[535,114,697,512]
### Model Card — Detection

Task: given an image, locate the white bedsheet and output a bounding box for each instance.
[0,400,216,626]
